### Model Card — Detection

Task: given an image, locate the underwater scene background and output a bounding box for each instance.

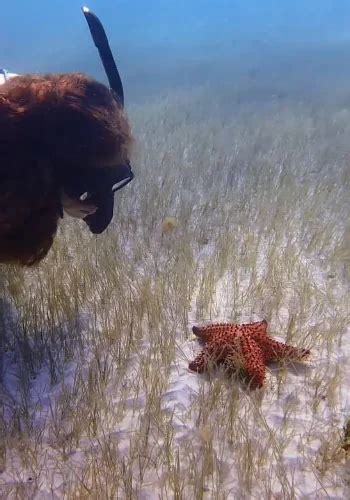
[1,1,350,498]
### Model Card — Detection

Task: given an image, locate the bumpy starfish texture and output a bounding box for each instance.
[189,320,310,388]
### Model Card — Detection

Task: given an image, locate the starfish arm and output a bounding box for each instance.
[193,320,268,343]
[257,337,310,363]
[189,350,208,373]
[188,341,225,373]
[243,319,268,336]
[240,336,266,388]
[192,323,235,342]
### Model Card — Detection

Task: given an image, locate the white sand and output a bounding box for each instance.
[1,256,349,498]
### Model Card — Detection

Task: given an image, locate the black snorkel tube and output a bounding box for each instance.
[82,6,124,107]
[75,6,134,234]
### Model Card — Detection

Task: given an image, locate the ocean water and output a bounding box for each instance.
[2,0,350,104]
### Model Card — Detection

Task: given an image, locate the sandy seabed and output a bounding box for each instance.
[1,48,350,498]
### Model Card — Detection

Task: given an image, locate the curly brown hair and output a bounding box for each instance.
[0,73,132,266]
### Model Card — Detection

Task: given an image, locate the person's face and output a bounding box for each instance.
[61,191,97,219]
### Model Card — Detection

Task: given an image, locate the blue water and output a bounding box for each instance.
[2,1,350,102]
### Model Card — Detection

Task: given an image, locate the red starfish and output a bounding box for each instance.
[189,320,310,388]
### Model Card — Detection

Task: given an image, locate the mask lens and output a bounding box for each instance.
[64,164,134,204]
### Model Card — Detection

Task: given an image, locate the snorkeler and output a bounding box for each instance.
[0,7,134,266]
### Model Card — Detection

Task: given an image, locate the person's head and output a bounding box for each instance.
[0,72,133,266]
